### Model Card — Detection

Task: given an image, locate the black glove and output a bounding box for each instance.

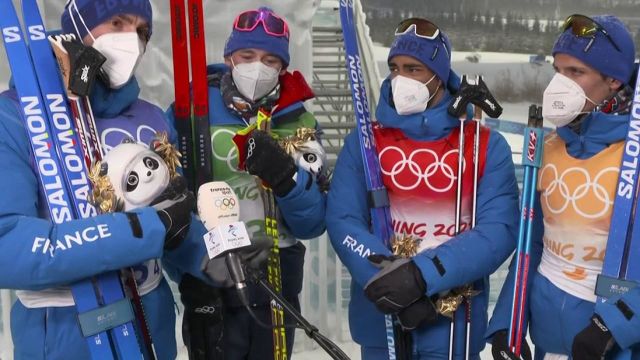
[179,274,224,359]
[238,234,273,270]
[572,314,616,360]
[364,254,427,314]
[202,235,273,287]
[152,176,195,250]
[396,296,438,331]
[491,329,532,360]
[245,130,297,197]
[151,176,188,205]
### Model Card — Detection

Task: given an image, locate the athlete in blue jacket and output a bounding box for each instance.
[327,18,519,359]
[487,14,640,360]
[0,1,211,358]
[166,7,327,359]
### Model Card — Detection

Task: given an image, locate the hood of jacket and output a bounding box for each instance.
[556,110,630,159]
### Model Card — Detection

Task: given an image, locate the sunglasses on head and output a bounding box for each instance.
[233,9,289,39]
[562,14,621,53]
[395,18,449,60]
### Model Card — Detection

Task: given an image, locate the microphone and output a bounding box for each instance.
[198,181,251,306]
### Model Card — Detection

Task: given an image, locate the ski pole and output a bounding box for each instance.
[448,92,467,360]
[463,104,483,360]
[447,75,503,360]
[449,100,484,360]
[508,105,543,356]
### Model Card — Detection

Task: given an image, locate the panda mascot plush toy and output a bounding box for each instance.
[280,128,329,191]
[87,134,192,297]
[89,134,190,250]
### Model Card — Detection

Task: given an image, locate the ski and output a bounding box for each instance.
[256,110,288,360]
[594,69,640,360]
[47,33,157,359]
[170,0,212,190]
[170,2,223,359]
[508,105,543,356]
[169,0,195,191]
[338,1,402,359]
[25,3,148,359]
[260,184,288,360]
[1,1,144,358]
[187,0,213,189]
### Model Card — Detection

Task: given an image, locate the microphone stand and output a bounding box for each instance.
[244,267,351,360]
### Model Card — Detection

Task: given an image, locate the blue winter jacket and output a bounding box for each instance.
[327,73,519,357]
[487,110,640,357]
[165,64,326,306]
[0,78,209,360]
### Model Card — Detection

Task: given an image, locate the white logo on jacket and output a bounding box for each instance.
[211,128,242,173]
[31,224,112,257]
[539,164,618,219]
[378,146,463,192]
[342,235,372,258]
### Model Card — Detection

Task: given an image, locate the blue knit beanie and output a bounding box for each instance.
[388,22,452,83]
[61,0,153,40]
[553,15,635,84]
[224,7,290,66]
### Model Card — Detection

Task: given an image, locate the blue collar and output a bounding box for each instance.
[556,111,630,159]
[89,78,141,119]
[375,73,463,141]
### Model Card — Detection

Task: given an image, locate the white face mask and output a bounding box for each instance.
[391,74,438,115]
[542,73,597,127]
[92,32,145,89]
[231,60,280,101]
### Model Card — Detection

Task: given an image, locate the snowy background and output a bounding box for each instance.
[2,0,631,358]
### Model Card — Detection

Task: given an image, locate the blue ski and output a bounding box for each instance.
[594,69,640,360]
[338,1,403,359]
[1,1,142,358]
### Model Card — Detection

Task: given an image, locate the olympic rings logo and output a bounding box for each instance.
[101,125,156,152]
[539,164,618,219]
[378,146,464,192]
[194,306,217,314]
[215,197,237,210]
[211,129,240,173]
[247,138,256,159]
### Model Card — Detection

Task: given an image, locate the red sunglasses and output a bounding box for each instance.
[233,10,289,39]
